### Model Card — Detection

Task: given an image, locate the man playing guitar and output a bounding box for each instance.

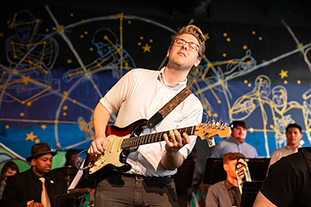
[88,25,206,207]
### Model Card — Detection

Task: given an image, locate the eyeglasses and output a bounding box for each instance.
[174,38,200,53]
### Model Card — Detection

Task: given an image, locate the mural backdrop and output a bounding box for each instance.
[1,1,311,174]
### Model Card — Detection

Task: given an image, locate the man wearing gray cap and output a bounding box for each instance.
[0,143,71,207]
[210,120,258,158]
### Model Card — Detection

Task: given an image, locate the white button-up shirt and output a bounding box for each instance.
[100,68,203,176]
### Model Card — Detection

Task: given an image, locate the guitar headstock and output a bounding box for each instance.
[194,123,231,141]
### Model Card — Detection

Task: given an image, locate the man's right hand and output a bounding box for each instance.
[87,136,108,155]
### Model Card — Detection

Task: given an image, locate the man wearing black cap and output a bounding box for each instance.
[210,120,258,158]
[0,143,70,207]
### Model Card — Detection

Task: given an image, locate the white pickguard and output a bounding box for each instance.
[89,134,130,175]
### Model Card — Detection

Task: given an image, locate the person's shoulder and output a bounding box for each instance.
[124,68,159,80]
[188,93,203,105]
[271,146,286,155]
[217,139,231,146]
[285,149,305,164]
[209,181,226,191]
[48,170,66,180]
[211,139,230,151]
[244,141,256,149]
[271,150,304,171]
[211,140,225,149]
[212,180,225,186]
[15,168,31,177]
[6,169,29,183]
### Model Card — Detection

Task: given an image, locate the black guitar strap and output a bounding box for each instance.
[146,87,192,129]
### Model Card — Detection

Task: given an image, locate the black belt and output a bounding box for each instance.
[121,173,171,181]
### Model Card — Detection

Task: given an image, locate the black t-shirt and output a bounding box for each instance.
[260,149,311,207]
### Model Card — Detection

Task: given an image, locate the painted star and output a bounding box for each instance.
[204,33,210,39]
[21,76,31,85]
[142,43,151,52]
[56,25,65,34]
[41,125,47,130]
[117,12,125,20]
[26,131,37,141]
[297,43,304,51]
[279,69,288,79]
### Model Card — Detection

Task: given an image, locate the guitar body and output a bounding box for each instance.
[83,119,231,180]
[84,119,147,180]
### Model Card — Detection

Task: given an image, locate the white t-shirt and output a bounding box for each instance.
[100,68,203,176]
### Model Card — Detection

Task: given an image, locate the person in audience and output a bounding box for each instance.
[205,152,246,207]
[268,123,302,169]
[210,120,258,158]
[65,149,81,168]
[0,161,19,200]
[253,147,311,207]
[0,143,72,207]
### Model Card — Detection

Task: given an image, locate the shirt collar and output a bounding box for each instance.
[228,137,244,145]
[285,145,301,152]
[158,67,187,90]
[224,179,237,190]
[30,167,41,180]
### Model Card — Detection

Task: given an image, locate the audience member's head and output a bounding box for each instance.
[286,123,302,133]
[285,123,303,148]
[26,143,57,177]
[230,120,248,130]
[65,149,81,168]
[223,152,245,164]
[1,161,19,182]
[223,152,246,183]
[230,120,248,144]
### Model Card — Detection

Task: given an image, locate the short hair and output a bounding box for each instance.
[1,161,19,180]
[223,152,245,164]
[230,120,247,130]
[65,149,79,166]
[286,123,302,133]
[169,25,206,58]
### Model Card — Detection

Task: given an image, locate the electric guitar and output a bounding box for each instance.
[83,119,231,180]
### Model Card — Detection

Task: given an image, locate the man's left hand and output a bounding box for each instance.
[163,129,190,153]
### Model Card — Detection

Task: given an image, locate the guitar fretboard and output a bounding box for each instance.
[121,126,195,149]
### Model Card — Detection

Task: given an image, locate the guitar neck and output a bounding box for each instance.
[121,126,195,149]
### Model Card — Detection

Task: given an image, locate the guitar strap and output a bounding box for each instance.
[146,87,192,129]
